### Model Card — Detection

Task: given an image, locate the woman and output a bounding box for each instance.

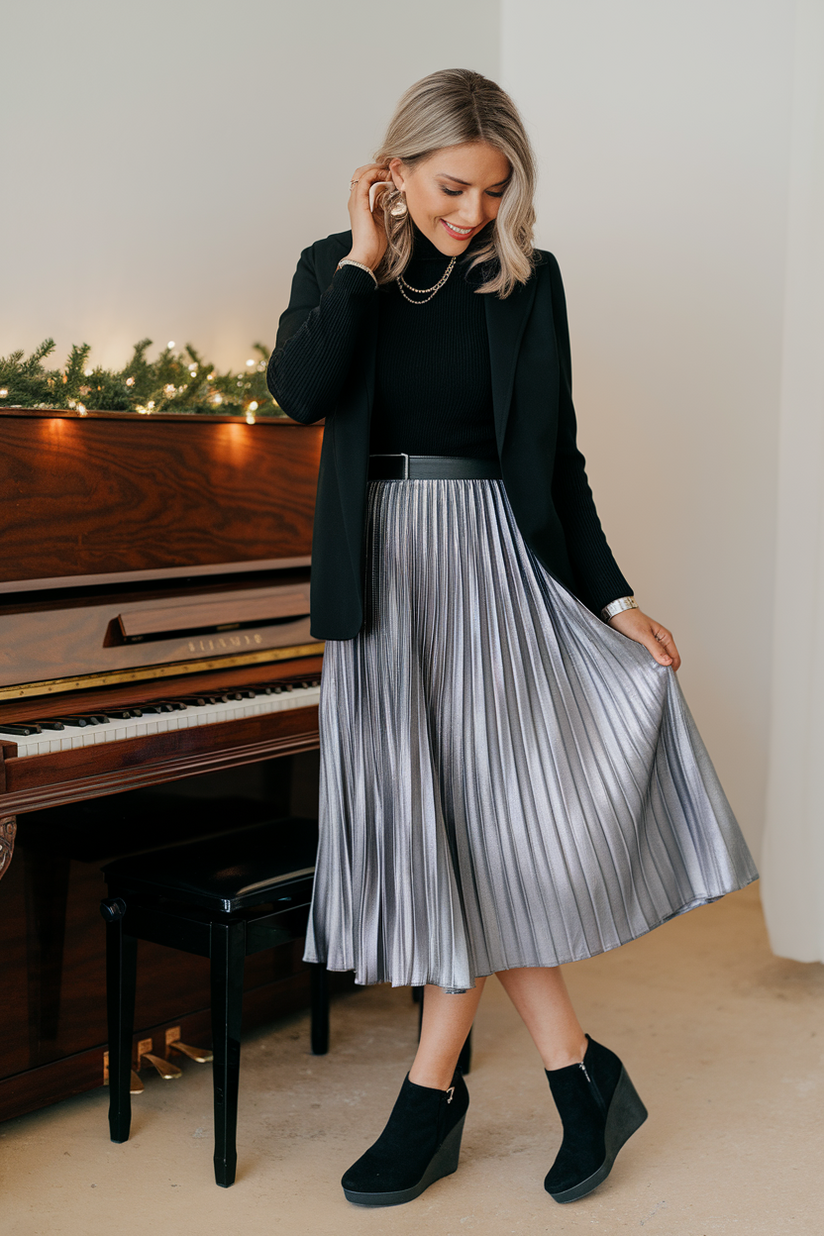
[268,68,757,1209]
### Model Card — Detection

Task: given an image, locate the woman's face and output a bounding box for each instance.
[388,142,511,255]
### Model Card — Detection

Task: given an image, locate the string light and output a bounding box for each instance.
[167,341,175,349]
[0,388,8,398]
[125,377,135,386]
[164,384,175,395]
[76,403,87,413]
[246,413,256,424]
[212,394,223,405]
[247,401,259,412]
[246,359,255,367]
[147,401,155,410]
[207,372,215,380]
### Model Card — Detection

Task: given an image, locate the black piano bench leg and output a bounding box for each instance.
[310,963,329,1056]
[457,1029,473,1076]
[101,898,137,1143]
[210,920,246,1188]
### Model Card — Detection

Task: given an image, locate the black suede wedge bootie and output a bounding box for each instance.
[544,1035,647,1203]
[342,1070,469,1207]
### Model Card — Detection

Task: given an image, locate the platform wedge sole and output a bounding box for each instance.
[343,1114,466,1208]
[546,1066,648,1204]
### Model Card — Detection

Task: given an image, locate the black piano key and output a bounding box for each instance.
[104,708,143,720]
[138,704,162,714]
[176,694,229,705]
[0,723,42,736]
[50,716,93,728]
[33,720,66,731]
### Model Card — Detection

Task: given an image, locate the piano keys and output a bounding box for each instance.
[0,408,344,1124]
[0,676,322,758]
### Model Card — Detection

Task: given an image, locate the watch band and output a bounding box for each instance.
[601,596,639,622]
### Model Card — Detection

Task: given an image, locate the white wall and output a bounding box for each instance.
[1,0,498,371]
[501,0,799,856]
[761,0,824,961]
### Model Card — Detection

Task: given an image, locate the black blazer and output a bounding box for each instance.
[269,230,631,640]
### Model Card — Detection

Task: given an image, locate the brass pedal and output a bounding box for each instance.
[168,1040,213,1064]
[140,1049,183,1080]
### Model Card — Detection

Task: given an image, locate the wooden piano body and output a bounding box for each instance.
[0,409,340,1122]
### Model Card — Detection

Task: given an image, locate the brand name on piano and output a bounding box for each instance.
[187,633,264,654]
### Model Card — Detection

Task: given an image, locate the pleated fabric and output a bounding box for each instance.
[303,479,758,992]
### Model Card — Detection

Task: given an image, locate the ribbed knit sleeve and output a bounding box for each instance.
[268,249,377,424]
[546,255,633,613]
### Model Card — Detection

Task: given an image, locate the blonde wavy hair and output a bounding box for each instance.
[373,69,537,298]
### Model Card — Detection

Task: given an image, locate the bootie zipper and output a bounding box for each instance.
[578,1061,606,1113]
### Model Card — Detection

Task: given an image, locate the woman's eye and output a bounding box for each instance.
[440,187,461,197]
[487,191,504,199]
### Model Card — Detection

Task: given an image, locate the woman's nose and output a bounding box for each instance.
[458,195,486,225]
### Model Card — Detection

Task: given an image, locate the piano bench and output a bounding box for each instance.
[100,815,328,1188]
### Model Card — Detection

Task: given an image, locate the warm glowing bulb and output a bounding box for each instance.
[247,401,259,412]
[136,405,146,413]
[125,376,135,386]
[167,341,175,349]
[212,394,223,405]
[246,413,256,424]
[76,403,86,412]
[147,401,155,409]
[164,384,175,395]
[246,359,254,367]
[83,368,93,377]
[0,389,8,398]
[207,372,215,380]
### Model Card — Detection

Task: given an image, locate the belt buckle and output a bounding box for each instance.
[372,452,409,479]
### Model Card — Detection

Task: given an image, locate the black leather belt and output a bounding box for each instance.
[368,454,502,480]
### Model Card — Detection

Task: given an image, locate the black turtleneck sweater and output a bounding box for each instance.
[269,223,497,458]
[370,224,496,458]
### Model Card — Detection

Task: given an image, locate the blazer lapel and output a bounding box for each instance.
[485,274,538,453]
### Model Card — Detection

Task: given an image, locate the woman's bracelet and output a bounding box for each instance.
[601,596,639,622]
[337,259,378,288]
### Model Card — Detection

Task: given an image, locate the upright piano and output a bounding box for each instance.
[0,408,333,1121]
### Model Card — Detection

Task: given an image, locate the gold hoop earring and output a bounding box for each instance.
[390,195,408,219]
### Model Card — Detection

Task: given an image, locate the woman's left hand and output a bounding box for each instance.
[607,608,681,671]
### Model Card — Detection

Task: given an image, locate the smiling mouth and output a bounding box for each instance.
[441,220,475,238]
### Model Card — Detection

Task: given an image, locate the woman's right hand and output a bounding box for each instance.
[345,163,392,271]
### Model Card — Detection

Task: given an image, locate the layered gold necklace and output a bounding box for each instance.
[396,257,457,305]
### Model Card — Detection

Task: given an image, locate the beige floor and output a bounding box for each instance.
[2,882,823,1236]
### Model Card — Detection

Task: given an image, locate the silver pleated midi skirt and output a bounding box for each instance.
[303,479,758,992]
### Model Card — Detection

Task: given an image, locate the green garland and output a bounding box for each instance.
[0,338,286,417]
